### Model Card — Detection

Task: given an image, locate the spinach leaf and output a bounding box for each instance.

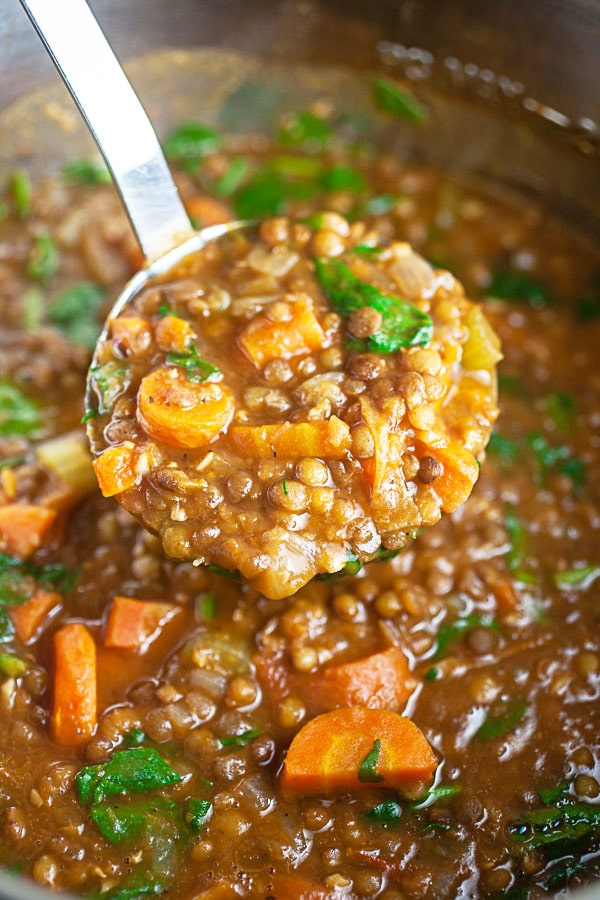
[0,382,41,438]
[320,163,366,193]
[163,120,222,171]
[364,798,402,825]
[475,698,528,740]
[63,157,111,185]
[166,344,220,383]
[509,803,600,849]
[372,76,429,123]
[358,738,384,783]
[433,613,498,660]
[277,111,332,149]
[488,269,554,307]
[186,798,213,833]
[27,234,58,282]
[314,257,432,352]
[213,157,250,197]
[487,432,520,469]
[76,747,182,804]
[48,281,106,349]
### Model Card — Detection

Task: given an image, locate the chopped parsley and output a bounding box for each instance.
[27,233,58,282]
[504,506,536,584]
[47,281,106,349]
[433,612,499,660]
[218,729,261,748]
[166,344,220,383]
[475,697,528,740]
[89,360,131,414]
[0,382,41,438]
[358,738,384,783]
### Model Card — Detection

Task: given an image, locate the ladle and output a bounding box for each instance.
[18,0,250,454]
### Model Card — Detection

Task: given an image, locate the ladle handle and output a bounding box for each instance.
[19,0,194,262]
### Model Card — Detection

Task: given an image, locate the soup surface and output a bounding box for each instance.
[0,75,599,900]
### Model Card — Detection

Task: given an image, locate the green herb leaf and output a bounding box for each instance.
[553,565,600,590]
[488,269,554,307]
[0,456,26,470]
[364,798,402,825]
[196,592,217,621]
[186,798,212,833]
[475,697,528,740]
[23,286,44,331]
[48,281,106,348]
[509,803,600,849]
[543,391,576,432]
[63,157,111,185]
[76,747,182,804]
[27,234,58,282]
[314,257,432,352]
[218,729,261,748]
[277,111,332,149]
[372,76,429,123]
[0,382,41,438]
[89,360,131,414]
[487,432,520,468]
[213,156,249,197]
[91,795,185,845]
[163,120,222,171]
[166,344,220,383]
[10,171,32,219]
[320,163,366,193]
[504,506,536,584]
[409,783,462,809]
[123,728,147,748]
[0,651,27,677]
[526,430,585,491]
[358,738,385,783]
[433,612,498,660]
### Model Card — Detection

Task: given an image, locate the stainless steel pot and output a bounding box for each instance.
[0,1,598,898]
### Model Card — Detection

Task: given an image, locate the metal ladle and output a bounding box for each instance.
[18,0,250,451]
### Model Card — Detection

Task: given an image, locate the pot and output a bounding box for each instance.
[0,1,598,898]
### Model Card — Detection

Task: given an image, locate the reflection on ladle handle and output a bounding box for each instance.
[18,0,194,262]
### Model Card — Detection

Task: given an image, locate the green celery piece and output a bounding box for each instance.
[358,738,384,783]
[27,234,58,282]
[76,747,182,804]
[0,382,41,438]
[320,163,366,193]
[553,565,600,590]
[314,257,432,352]
[48,281,106,349]
[186,798,212,833]
[10,171,32,219]
[504,506,536,584]
[488,269,554,307]
[166,344,220,383]
[364,798,403,825]
[218,729,261,748]
[63,157,111,185]
[0,652,27,677]
[213,157,249,197]
[277,110,332,149]
[89,360,131,415]
[487,432,520,468]
[509,803,600,849]
[433,612,498,660]
[163,120,222,171]
[475,698,528,740]
[372,76,429,123]
[544,391,576,432]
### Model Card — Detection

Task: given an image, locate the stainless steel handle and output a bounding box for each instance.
[18,0,193,262]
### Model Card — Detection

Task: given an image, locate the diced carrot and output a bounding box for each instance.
[185,195,231,226]
[418,441,480,513]
[104,595,181,652]
[93,442,141,498]
[108,316,152,356]
[281,707,437,795]
[228,416,350,460]
[316,648,413,712]
[50,622,97,749]
[137,367,235,449]
[238,298,326,368]
[155,313,196,354]
[0,503,57,559]
[10,588,61,642]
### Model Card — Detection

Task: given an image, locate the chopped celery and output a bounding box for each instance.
[35,432,97,498]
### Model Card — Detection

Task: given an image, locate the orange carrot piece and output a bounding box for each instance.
[50,622,97,749]
[104,595,181,652]
[420,441,480,513]
[228,416,350,460]
[137,367,235,449]
[281,707,437,795]
[238,298,326,368]
[10,588,61,642]
[185,195,231,226]
[266,875,331,899]
[0,503,57,559]
[155,314,196,354]
[93,443,141,498]
[108,316,151,356]
[317,648,413,713]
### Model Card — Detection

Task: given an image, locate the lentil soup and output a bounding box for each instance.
[0,72,599,900]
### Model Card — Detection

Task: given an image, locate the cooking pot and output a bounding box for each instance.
[0,1,598,898]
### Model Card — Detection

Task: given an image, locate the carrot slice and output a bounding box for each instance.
[104,595,181,652]
[10,588,61,642]
[228,416,350,460]
[419,441,480,513]
[0,503,57,559]
[108,316,151,356]
[238,298,326,368]
[93,442,141,498]
[281,707,437,795]
[155,314,196,353]
[184,195,231,226]
[137,367,234,449]
[50,622,97,749]
[316,648,413,712]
